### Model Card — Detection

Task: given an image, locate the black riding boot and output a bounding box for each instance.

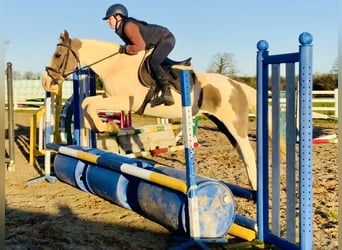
[155,76,174,106]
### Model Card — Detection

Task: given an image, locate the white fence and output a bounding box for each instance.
[272,89,338,119]
[5,80,338,119]
[311,89,338,118]
[5,80,74,110]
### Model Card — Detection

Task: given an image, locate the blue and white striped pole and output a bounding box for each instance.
[27,91,57,185]
[44,92,53,178]
[180,70,200,239]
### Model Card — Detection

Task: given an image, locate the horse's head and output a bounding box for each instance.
[42,30,80,94]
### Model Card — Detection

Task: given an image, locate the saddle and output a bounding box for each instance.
[136,50,196,115]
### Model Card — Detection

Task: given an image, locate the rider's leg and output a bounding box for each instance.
[150,33,175,106]
[155,74,174,106]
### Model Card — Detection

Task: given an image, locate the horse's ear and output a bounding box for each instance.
[59,30,70,43]
[64,30,69,40]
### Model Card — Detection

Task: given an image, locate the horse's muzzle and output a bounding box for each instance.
[42,76,60,94]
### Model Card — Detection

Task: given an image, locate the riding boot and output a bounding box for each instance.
[154,76,175,106]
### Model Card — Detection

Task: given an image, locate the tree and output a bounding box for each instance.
[207,52,239,77]
[23,71,35,80]
[22,71,42,80]
[35,72,42,80]
[330,57,338,75]
[313,73,337,90]
[330,57,338,84]
[12,70,22,80]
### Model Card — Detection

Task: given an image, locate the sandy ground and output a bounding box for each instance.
[5,111,338,249]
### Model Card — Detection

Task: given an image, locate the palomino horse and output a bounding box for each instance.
[42,30,282,190]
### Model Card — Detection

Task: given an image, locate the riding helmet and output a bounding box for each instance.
[102,4,128,20]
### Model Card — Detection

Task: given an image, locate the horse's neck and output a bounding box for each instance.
[77,39,143,77]
[77,39,146,95]
[78,39,119,69]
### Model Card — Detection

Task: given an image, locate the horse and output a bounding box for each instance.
[42,30,284,191]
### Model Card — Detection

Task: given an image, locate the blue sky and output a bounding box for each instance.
[4,0,338,76]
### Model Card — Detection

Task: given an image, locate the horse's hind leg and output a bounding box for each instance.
[221,123,257,190]
[233,136,257,190]
[208,114,257,190]
[224,120,257,190]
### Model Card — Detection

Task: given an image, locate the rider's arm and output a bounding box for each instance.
[123,22,146,55]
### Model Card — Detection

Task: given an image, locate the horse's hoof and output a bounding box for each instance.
[163,98,175,106]
[107,121,120,133]
[152,96,174,106]
[152,97,164,107]
[97,131,109,137]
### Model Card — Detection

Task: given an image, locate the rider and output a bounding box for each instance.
[103,3,175,106]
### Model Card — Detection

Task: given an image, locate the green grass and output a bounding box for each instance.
[327,211,338,220]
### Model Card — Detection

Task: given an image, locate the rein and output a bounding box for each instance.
[75,51,120,74]
[45,39,120,80]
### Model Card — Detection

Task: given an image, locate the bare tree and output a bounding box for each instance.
[12,70,22,80]
[23,71,35,80]
[330,57,338,75]
[35,72,42,80]
[11,70,42,80]
[207,52,239,77]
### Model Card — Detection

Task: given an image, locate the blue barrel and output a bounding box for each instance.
[53,148,155,210]
[53,147,236,238]
[85,164,135,210]
[136,166,236,238]
[53,146,103,193]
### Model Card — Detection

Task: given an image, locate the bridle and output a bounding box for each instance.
[45,39,120,84]
[45,39,80,84]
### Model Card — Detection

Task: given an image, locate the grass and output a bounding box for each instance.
[327,211,338,220]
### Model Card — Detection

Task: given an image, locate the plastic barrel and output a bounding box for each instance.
[53,147,236,238]
[54,148,154,210]
[53,146,103,193]
[82,150,155,210]
[85,164,136,210]
[136,166,236,238]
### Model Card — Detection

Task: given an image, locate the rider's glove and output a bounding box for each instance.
[119,45,126,54]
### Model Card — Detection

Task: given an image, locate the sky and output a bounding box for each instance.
[4,0,338,77]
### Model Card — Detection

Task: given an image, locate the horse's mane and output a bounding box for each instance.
[78,38,121,50]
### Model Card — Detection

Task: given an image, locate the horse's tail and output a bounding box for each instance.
[239,82,287,159]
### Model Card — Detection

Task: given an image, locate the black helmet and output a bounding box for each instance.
[102,4,128,20]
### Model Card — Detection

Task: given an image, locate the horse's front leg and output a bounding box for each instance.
[82,95,120,133]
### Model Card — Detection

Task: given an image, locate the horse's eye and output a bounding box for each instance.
[54,53,61,58]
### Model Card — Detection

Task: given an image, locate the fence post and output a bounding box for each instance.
[256,39,269,242]
[334,88,338,118]
[6,62,15,171]
[298,32,313,250]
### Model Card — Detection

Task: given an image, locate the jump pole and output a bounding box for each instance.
[97,123,183,137]
[46,143,187,193]
[180,70,201,241]
[171,70,232,247]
